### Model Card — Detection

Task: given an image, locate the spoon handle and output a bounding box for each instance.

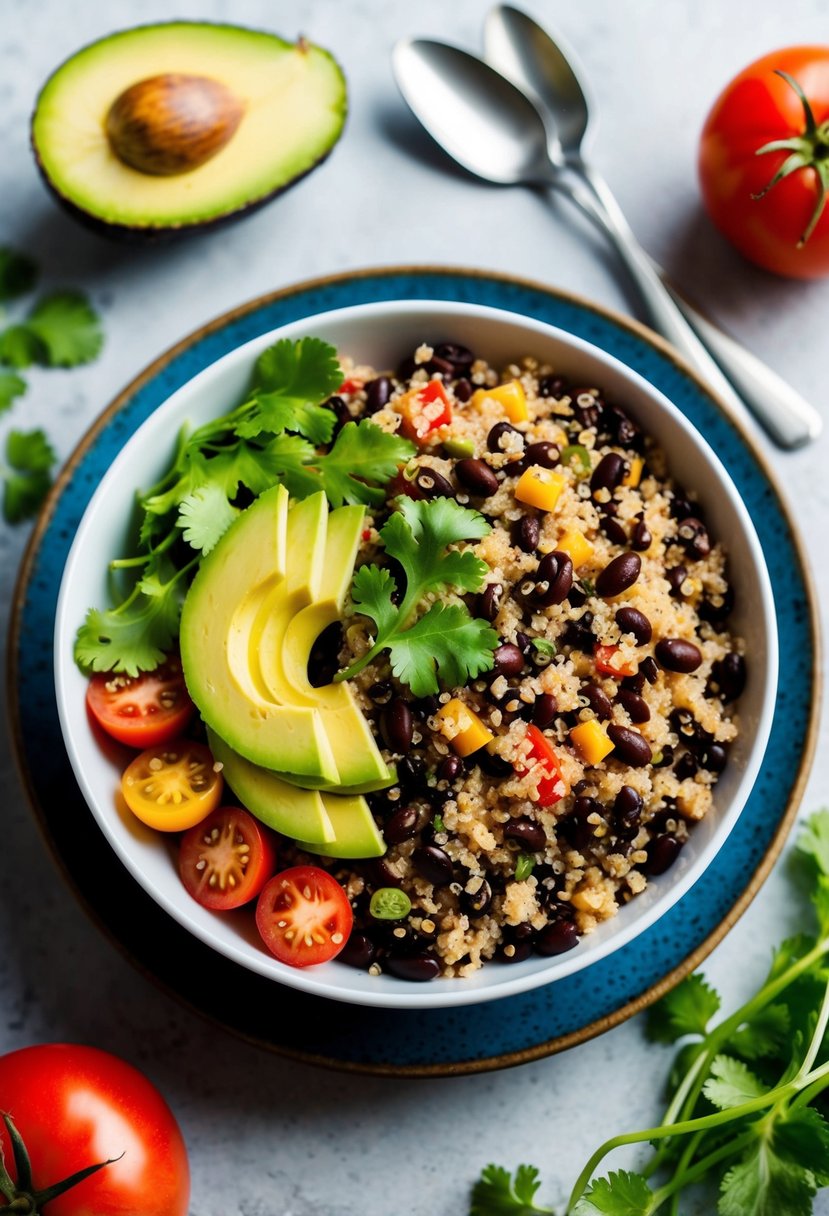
[563,163,821,448]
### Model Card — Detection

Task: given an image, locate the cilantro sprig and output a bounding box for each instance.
[2,428,56,523]
[470,810,829,1216]
[336,497,499,697]
[75,337,414,676]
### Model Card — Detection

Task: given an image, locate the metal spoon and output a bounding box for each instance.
[393,36,822,448]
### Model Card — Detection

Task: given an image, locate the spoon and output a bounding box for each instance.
[392,37,822,448]
[483,4,823,450]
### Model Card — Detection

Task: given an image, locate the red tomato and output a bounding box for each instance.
[594,643,637,678]
[179,806,276,910]
[86,656,194,748]
[398,380,453,443]
[699,47,829,277]
[0,1044,189,1216]
[522,724,568,807]
[256,866,353,967]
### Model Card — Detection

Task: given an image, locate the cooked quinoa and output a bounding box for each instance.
[286,340,746,981]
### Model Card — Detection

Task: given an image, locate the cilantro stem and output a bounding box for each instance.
[650,1127,758,1214]
[795,966,829,1081]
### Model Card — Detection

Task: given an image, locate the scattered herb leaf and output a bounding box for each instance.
[470,1164,552,1215]
[23,291,104,367]
[531,638,557,658]
[2,428,55,522]
[0,247,38,301]
[514,854,534,881]
[0,371,26,415]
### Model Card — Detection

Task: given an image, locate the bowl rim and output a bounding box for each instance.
[50,294,779,1010]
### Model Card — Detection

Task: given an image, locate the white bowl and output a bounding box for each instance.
[54,300,778,1009]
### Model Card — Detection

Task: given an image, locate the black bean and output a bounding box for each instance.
[515,631,533,656]
[600,514,629,546]
[613,786,643,837]
[364,375,392,414]
[504,817,546,852]
[520,441,560,470]
[538,373,569,399]
[533,693,558,728]
[498,923,535,964]
[324,394,351,432]
[570,387,605,430]
[655,638,703,674]
[362,858,404,889]
[605,404,643,450]
[411,695,440,720]
[434,341,474,370]
[631,518,652,551]
[607,724,652,767]
[426,355,455,378]
[677,516,711,560]
[412,845,453,886]
[697,742,728,773]
[559,795,604,850]
[413,466,455,499]
[699,585,735,623]
[567,583,588,608]
[561,611,595,653]
[581,683,612,721]
[670,707,706,745]
[338,932,377,970]
[615,606,652,645]
[670,493,696,522]
[487,421,523,453]
[590,452,626,496]
[383,699,413,753]
[643,834,684,876]
[653,744,674,768]
[477,750,513,778]
[534,551,574,606]
[384,805,419,845]
[640,656,659,685]
[455,457,499,497]
[492,643,526,677]
[709,652,746,702]
[514,515,541,552]
[397,756,428,794]
[622,671,646,694]
[385,953,441,982]
[666,565,688,598]
[396,355,417,380]
[617,688,651,723]
[535,919,579,956]
[368,680,393,706]
[454,377,473,402]
[437,755,464,783]
[479,583,503,622]
[461,879,493,918]
[596,552,641,598]
[673,752,698,781]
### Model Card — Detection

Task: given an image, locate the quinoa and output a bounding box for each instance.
[284,342,746,981]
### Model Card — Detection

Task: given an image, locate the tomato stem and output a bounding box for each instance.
[754,70,829,246]
[0,1112,121,1215]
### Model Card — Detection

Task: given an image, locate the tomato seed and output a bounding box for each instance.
[331,932,344,944]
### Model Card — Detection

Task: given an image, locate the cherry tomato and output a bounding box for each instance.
[179,806,276,910]
[398,380,452,443]
[594,643,637,678]
[699,47,829,278]
[521,724,569,807]
[0,1044,189,1216]
[86,656,194,748]
[120,740,222,831]
[256,865,353,967]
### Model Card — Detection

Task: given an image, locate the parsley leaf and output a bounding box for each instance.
[0,371,26,415]
[2,427,55,522]
[646,972,722,1043]
[0,247,38,300]
[703,1055,765,1110]
[24,291,104,367]
[470,1163,552,1214]
[572,1170,653,1215]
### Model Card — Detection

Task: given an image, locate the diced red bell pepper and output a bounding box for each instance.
[338,378,364,394]
[398,380,452,443]
[519,724,569,807]
[594,643,637,678]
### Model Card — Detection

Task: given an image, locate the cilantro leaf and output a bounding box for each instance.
[728,1003,790,1061]
[24,291,103,367]
[774,1107,829,1186]
[74,561,184,676]
[0,370,26,415]
[254,336,342,402]
[572,1170,653,1215]
[312,421,414,506]
[0,247,38,300]
[470,1163,552,1214]
[387,601,498,698]
[0,324,43,368]
[2,427,55,522]
[797,808,829,876]
[646,973,722,1043]
[387,496,491,593]
[177,483,239,555]
[719,1136,816,1216]
[703,1055,765,1110]
[351,564,399,639]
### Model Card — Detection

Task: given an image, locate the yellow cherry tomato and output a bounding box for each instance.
[121,740,223,831]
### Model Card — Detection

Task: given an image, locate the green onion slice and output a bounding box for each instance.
[560,444,591,476]
[369,887,412,920]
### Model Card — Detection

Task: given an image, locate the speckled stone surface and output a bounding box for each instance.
[2,1,829,1213]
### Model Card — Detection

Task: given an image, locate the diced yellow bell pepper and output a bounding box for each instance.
[623,457,644,488]
[435,698,494,757]
[471,380,529,423]
[570,719,615,766]
[514,466,566,512]
[556,527,594,569]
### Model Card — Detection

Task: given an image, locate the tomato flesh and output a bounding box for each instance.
[179,806,276,910]
[86,656,194,748]
[121,740,222,831]
[398,380,453,443]
[594,643,637,678]
[0,1044,189,1216]
[256,865,353,967]
[521,724,568,807]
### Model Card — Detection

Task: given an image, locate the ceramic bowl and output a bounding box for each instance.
[54,300,778,1009]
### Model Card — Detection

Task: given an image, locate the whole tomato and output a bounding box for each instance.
[698,46,829,278]
[0,1044,189,1215]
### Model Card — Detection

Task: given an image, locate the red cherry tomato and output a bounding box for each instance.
[521,724,569,807]
[179,806,276,910]
[699,47,829,278]
[256,865,353,968]
[594,643,637,678]
[0,1044,189,1216]
[86,656,194,748]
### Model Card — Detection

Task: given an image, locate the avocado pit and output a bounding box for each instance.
[105,72,244,176]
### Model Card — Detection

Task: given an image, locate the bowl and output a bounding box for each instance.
[54,299,778,1009]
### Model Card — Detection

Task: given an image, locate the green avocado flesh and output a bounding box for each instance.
[180,485,394,794]
[32,22,347,229]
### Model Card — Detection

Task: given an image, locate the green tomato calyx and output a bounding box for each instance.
[754,70,829,247]
[0,1112,121,1214]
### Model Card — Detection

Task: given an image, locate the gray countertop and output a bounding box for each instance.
[2,1,828,1212]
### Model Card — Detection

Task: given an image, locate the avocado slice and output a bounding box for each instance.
[296,794,386,860]
[31,22,347,238]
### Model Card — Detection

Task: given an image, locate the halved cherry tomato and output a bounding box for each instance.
[179,806,276,910]
[255,865,353,967]
[520,724,569,807]
[398,380,452,443]
[121,740,222,831]
[86,656,194,748]
[594,643,637,678]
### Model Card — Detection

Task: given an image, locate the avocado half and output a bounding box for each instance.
[31,22,347,240]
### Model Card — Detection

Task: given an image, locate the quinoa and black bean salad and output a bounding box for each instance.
[286,338,748,982]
